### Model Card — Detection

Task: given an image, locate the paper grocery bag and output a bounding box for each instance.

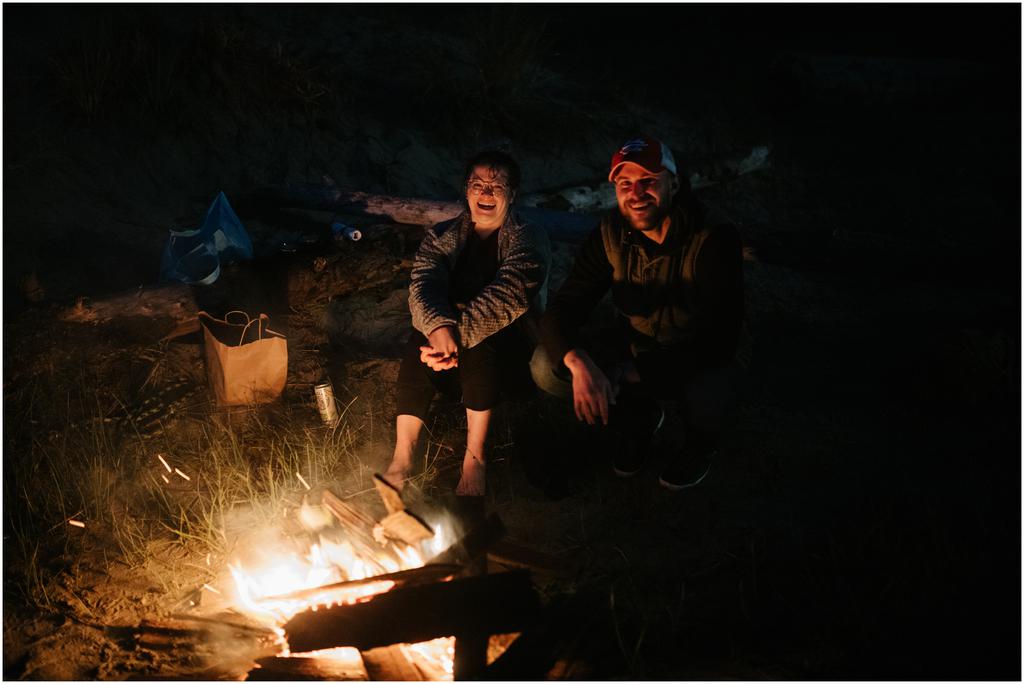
[198,311,287,406]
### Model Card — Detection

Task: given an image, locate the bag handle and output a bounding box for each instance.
[238,316,265,346]
[225,310,250,325]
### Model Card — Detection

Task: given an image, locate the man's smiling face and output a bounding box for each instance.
[612,161,678,233]
[466,165,512,230]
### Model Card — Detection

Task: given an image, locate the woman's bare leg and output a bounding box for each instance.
[455,407,491,496]
[384,414,425,491]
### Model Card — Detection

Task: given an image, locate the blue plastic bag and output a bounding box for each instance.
[159,192,253,285]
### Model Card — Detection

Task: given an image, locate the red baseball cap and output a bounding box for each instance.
[608,135,678,181]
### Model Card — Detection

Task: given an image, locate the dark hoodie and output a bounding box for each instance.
[539,197,743,382]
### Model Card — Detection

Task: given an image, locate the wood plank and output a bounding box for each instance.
[321,490,391,574]
[248,651,367,681]
[282,570,540,654]
[261,563,462,603]
[322,490,378,530]
[373,473,406,514]
[379,509,434,546]
[484,593,603,681]
[427,512,505,567]
[360,644,425,681]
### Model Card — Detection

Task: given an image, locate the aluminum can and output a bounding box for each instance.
[314,382,339,424]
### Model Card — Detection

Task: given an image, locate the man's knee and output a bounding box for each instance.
[530,345,573,400]
[682,365,742,431]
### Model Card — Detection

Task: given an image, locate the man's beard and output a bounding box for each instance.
[624,203,670,232]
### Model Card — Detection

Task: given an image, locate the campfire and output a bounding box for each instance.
[203,477,539,680]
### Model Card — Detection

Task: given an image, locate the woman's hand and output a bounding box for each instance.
[419,346,458,371]
[427,326,459,358]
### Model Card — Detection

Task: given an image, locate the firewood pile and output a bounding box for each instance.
[129,482,583,680]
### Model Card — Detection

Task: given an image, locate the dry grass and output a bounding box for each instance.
[1,331,386,615]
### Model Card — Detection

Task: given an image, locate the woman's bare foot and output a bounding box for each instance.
[455,452,486,496]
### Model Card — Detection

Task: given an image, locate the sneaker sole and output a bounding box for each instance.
[612,465,643,478]
[658,462,711,491]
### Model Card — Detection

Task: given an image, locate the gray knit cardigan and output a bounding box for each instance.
[408,211,551,349]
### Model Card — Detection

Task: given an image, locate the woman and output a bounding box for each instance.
[384,150,550,496]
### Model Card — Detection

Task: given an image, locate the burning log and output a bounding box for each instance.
[360,644,426,681]
[282,570,540,654]
[484,594,601,680]
[262,563,462,603]
[321,490,391,574]
[428,511,505,567]
[248,651,368,680]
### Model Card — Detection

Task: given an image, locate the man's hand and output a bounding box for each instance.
[428,325,459,359]
[563,349,616,426]
[419,346,458,371]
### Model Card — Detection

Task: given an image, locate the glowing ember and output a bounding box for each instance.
[406,637,456,679]
[157,454,172,473]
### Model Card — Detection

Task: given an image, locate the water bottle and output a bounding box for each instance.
[331,222,362,242]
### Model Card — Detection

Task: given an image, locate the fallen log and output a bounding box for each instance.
[255,145,771,244]
[282,570,540,654]
[262,563,462,603]
[255,184,597,243]
[248,651,368,680]
[520,145,771,213]
[61,283,198,328]
[360,644,425,681]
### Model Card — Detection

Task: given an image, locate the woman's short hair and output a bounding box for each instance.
[463,150,521,192]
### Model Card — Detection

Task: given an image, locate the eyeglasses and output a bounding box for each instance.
[467,180,510,198]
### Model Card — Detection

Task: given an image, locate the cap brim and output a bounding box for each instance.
[608,160,664,182]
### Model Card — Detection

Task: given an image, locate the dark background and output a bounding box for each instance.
[3,3,1021,679]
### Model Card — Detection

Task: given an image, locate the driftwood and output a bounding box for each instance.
[248,652,368,680]
[520,146,771,213]
[65,146,769,332]
[360,644,425,681]
[282,570,540,654]
[257,145,771,243]
[61,283,199,329]
[258,183,597,243]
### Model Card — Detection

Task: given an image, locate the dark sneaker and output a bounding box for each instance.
[611,434,646,477]
[659,450,714,491]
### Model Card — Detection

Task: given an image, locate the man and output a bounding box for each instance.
[532,135,745,490]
